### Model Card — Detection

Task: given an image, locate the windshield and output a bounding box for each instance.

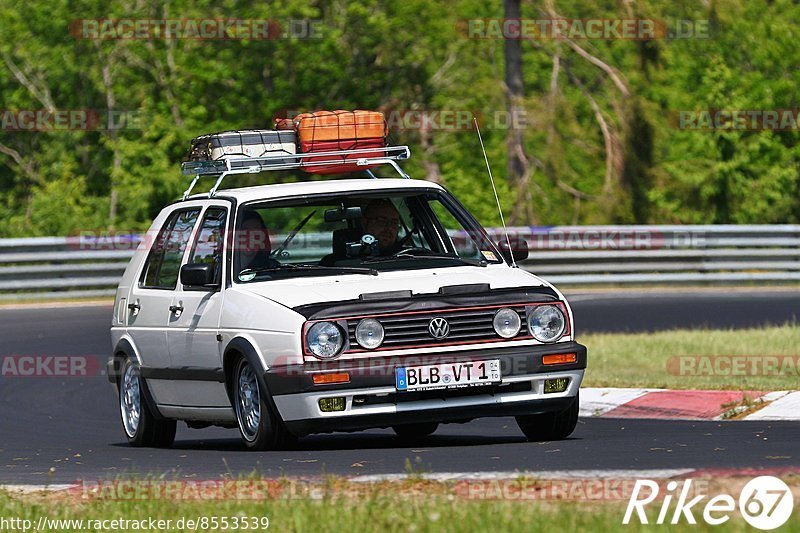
[232,190,503,282]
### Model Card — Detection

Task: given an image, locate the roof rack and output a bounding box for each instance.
[180,145,411,199]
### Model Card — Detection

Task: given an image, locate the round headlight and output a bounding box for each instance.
[493,308,521,339]
[528,305,566,343]
[355,318,384,349]
[306,322,345,359]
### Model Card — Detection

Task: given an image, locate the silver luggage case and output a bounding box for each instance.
[190,130,296,161]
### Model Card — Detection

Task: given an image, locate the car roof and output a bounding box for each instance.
[185,178,444,204]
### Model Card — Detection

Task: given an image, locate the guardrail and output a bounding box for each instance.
[1,225,799,300]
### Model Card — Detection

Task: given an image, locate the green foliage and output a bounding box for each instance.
[0,0,799,236]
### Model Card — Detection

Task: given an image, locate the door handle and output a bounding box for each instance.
[169,305,184,315]
[127,302,141,313]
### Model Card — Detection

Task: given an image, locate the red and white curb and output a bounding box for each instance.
[580,388,800,421]
[4,467,800,493]
[348,469,695,483]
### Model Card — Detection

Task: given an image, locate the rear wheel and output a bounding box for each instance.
[515,392,579,442]
[392,422,439,440]
[119,358,176,448]
[233,357,295,450]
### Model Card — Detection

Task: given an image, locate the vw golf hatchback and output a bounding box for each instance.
[109,138,587,450]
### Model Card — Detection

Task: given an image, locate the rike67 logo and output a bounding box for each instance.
[623,476,794,530]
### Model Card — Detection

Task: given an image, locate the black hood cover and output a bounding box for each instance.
[293,284,560,320]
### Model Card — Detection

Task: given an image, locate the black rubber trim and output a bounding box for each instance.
[108,338,135,383]
[438,283,490,295]
[265,341,586,396]
[360,290,413,301]
[284,395,574,436]
[293,285,560,320]
[137,366,226,382]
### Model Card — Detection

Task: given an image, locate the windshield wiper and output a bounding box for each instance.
[240,263,379,278]
[362,252,487,267]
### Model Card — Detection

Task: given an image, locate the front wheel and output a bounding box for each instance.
[515,392,579,442]
[118,358,176,448]
[233,357,295,450]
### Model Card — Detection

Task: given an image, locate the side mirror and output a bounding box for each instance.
[497,239,529,263]
[180,263,217,288]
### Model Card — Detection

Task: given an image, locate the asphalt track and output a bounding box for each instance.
[0,290,798,485]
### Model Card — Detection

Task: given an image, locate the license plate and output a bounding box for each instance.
[395,359,501,391]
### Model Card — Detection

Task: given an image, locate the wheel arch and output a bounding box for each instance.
[223,337,269,405]
[112,337,168,421]
[109,336,140,386]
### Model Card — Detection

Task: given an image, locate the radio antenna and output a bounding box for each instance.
[474,117,517,268]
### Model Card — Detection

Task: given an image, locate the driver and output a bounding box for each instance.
[237,210,278,271]
[361,199,402,255]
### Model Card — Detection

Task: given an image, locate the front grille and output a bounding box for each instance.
[346,304,531,352]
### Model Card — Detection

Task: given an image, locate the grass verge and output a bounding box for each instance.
[581,324,800,390]
[2,475,799,532]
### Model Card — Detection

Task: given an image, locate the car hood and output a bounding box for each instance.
[239,265,549,309]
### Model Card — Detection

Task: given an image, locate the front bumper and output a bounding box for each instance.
[266,341,586,436]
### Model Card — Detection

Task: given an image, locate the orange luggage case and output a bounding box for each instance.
[294,110,387,143]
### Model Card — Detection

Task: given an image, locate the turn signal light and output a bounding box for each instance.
[542,353,577,365]
[312,372,350,385]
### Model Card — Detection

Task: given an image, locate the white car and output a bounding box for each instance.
[108,145,586,450]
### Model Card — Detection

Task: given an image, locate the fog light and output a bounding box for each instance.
[544,378,570,394]
[355,318,384,349]
[493,308,521,338]
[318,397,346,412]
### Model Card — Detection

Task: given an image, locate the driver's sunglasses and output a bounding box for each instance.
[367,216,402,230]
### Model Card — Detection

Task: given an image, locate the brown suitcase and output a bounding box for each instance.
[294,110,387,143]
[273,117,295,131]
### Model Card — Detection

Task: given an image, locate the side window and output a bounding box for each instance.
[140,209,201,290]
[186,208,227,284]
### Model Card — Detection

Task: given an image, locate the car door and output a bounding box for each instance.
[165,204,230,408]
[127,205,203,405]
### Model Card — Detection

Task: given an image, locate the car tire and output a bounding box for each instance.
[233,357,295,451]
[515,392,579,442]
[119,357,177,448]
[392,422,439,440]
